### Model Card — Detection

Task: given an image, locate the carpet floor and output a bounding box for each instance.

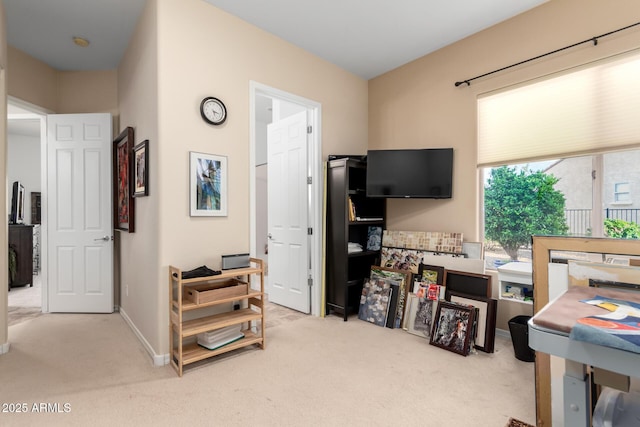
[2,308,535,426]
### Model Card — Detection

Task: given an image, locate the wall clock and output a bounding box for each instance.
[200,97,227,125]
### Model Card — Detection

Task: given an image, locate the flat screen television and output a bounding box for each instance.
[9,181,25,224]
[366,148,453,198]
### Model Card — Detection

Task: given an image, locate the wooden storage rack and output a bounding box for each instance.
[169,258,265,376]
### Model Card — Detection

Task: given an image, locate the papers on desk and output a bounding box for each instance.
[569,295,640,354]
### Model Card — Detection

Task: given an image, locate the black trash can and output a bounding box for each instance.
[508,315,535,362]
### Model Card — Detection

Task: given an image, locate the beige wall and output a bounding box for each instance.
[5,0,637,355]
[57,70,118,115]
[369,0,640,241]
[7,46,57,111]
[0,2,8,350]
[369,0,640,328]
[115,0,369,356]
[117,0,161,357]
[7,47,117,115]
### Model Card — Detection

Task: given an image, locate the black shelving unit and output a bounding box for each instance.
[8,224,34,291]
[325,158,385,320]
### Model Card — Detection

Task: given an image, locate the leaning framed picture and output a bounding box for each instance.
[418,263,445,285]
[445,290,497,353]
[190,152,228,217]
[370,266,412,329]
[113,127,135,232]
[429,300,476,356]
[404,293,438,339]
[445,269,492,298]
[133,139,149,197]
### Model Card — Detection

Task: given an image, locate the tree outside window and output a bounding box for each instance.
[484,166,569,262]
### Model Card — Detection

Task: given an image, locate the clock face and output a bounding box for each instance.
[200,97,227,125]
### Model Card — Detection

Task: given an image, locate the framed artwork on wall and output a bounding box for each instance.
[133,139,149,197]
[190,152,228,217]
[113,127,135,232]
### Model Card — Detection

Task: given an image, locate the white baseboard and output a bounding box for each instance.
[0,341,10,355]
[496,328,511,339]
[119,308,169,367]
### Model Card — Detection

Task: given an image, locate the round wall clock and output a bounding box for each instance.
[200,97,227,125]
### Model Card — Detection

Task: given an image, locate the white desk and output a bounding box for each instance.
[529,319,639,426]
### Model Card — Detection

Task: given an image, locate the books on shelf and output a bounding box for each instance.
[348,196,382,222]
[348,197,356,221]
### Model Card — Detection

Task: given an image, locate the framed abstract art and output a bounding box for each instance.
[190,152,228,217]
[113,127,135,232]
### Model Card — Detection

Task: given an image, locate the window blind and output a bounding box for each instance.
[477,53,640,167]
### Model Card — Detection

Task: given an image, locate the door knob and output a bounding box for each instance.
[94,236,110,241]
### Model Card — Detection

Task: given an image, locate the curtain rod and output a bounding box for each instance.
[454,21,640,87]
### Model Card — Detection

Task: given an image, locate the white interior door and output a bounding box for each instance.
[47,113,114,313]
[267,111,310,313]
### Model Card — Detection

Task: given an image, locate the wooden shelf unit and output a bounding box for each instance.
[169,258,265,376]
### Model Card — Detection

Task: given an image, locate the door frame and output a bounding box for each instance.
[7,96,50,312]
[249,81,323,316]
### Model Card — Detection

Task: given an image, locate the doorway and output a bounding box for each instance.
[7,98,47,323]
[249,82,323,316]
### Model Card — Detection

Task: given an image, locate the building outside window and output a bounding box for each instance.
[614,182,631,203]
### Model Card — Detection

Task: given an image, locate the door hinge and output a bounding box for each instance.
[592,170,596,180]
[308,276,313,287]
[307,125,312,134]
[307,176,312,185]
[307,227,313,235]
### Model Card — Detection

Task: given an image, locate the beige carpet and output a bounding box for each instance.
[1,310,535,426]
[8,276,42,327]
[7,305,42,327]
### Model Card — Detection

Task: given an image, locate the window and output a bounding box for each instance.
[478,52,640,269]
[614,182,630,203]
[483,149,640,269]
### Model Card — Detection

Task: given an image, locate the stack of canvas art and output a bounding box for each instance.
[356,230,497,356]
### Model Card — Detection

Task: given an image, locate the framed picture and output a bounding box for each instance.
[430,300,476,356]
[380,247,424,273]
[357,278,393,327]
[133,140,149,197]
[404,293,438,339]
[445,269,492,298]
[190,152,228,217]
[462,241,484,259]
[418,264,445,285]
[113,127,135,232]
[366,226,382,251]
[370,266,412,329]
[445,290,497,353]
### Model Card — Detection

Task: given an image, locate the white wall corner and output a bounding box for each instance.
[119,308,169,367]
[0,341,10,355]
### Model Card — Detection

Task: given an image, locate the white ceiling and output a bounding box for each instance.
[5,0,548,135]
[204,0,548,79]
[3,0,146,72]
[3,0,548,79]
